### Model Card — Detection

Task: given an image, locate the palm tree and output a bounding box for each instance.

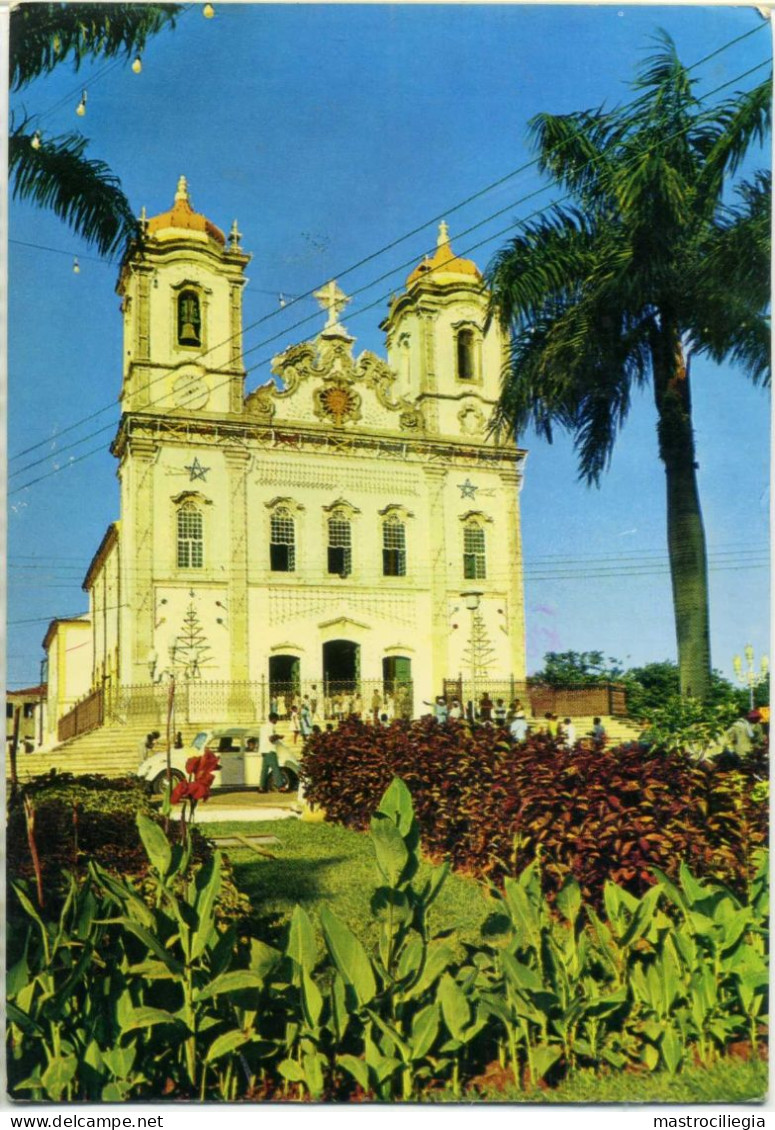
[10,3,179,257]
[487,33,770,702]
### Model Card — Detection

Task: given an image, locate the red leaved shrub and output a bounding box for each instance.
[301,718,768,904]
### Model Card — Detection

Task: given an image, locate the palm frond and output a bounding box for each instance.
[10,128,139,257]
[11,2,179,91]
[697,78,772,203]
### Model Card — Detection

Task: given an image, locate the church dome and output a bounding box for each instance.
[406,222,481,287]
[146,176,225,245]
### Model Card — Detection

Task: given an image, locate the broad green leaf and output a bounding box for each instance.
[302,1051,326,1098]
[501,951,543,992]
[421,861,450,912]
[438,973,470,1041]
[127,960,176,980]
[409,942,455,997]
[110,918,184,975]
[410,1003,440,1060]
[377,777,415,836]
[206,1029,252,1063]
[320,905,376,1007]
[621,884,663,949]
[660,1026,683,1074]
[331,972,349,1041]
[556,877,582,925]
[102,1043,135,1079]
[250,937,282,981]
[371,814,409,886]
[194,970,268,1001]
[136,814,172,879]
[641,1043,660,1071]
[679,862,711,907]
[337,1054,369,1091]
[503,878,541,948]
[531,1044,562,1082]
[287,904,318,973]
[191,852,222,959]
[396,932,424,985]
[301,970,323,1030]
[123,1006,182,1032]
[41,1055,78,1101]
[278,1058,305,1083]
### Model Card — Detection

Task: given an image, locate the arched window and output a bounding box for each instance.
[456,327,475,381]
[270,506,296,572]
[177,503,203,568]
[178,290,201,346]
[328,515,352,576]
[463,520,486,580]
[382,515,406,576]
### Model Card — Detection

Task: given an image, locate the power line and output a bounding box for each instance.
[11,53,771,495]
[8,23,768,469]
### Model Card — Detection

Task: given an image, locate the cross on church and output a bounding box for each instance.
[314,279,350,329]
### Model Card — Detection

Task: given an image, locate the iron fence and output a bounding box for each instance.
[58,686,104,743]
[104,678,415,726]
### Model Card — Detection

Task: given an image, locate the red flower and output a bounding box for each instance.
[186,755,202,776]
[171,781,190,804]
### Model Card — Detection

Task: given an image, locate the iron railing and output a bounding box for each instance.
[58,686,104,742]
[104,678,415,726]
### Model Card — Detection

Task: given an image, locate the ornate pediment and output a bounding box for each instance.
[245,327,425,434]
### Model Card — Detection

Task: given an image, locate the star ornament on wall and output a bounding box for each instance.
[458,478,479,499]
[185,456,210,482]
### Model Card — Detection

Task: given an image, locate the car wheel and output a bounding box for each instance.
[277,767,298,793]
[152,768,184,795]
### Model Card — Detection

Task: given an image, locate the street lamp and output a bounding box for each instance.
[462,590,483,718]
[733,644,769,710]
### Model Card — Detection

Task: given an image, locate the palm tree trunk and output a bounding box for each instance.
[652,326,712,702]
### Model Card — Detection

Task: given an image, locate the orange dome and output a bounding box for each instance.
[146,176,225,244]
[406,221,481,287]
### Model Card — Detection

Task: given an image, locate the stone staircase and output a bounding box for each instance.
[6,714,641,783]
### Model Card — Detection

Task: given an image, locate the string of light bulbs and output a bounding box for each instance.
[7,48,770,490]
[9,16,767,451]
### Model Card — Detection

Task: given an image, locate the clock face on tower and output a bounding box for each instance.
[173,368,209,411]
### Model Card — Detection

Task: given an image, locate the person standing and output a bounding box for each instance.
[258,712,285,791]
[479,693,494,722]
[449,698,463,721]
[590,717,607,745]
[424,696,448,724]
[289,705,301,745]
[509,708,529,743]
[563,717,576,748]
[493,698,508,726]
[299,697,313,740]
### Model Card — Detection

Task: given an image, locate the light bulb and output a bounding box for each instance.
[132,56,142,73]
[31,131,41,150]
[76,90,87,117]
[203,3,215,16]
[73,258,81,274]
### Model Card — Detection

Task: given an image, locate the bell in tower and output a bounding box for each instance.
[178,290,202,346]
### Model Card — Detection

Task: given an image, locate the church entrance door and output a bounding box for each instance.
[383,655,413,719]
[323,639,360,696]
[269,655,300,717]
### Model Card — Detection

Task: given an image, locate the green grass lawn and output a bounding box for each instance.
[206,817,491,954]
[455,1057,768,1104]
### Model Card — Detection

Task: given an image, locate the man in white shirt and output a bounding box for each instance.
[258,712,284,791]
[563,718,576,748]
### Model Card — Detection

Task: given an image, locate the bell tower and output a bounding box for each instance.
[382,223,506,439]
[117,176,251,418]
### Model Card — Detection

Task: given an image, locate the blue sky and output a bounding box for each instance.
[7,3,771,690]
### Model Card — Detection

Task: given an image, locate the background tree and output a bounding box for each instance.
[10,3,178,257]
[487,33,770,702]
[530,649,623,686]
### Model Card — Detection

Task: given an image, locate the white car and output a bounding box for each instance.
[137,726,301,794]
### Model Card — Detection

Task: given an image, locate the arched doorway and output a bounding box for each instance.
[383,655,413,719]
[323,639,360,696]
[268,654,300,717]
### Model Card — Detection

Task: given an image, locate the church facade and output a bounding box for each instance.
[48,178,528,736]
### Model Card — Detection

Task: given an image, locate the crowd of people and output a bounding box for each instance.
[425,694,607,749]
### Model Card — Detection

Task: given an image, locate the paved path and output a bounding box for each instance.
[172,789,301,824]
